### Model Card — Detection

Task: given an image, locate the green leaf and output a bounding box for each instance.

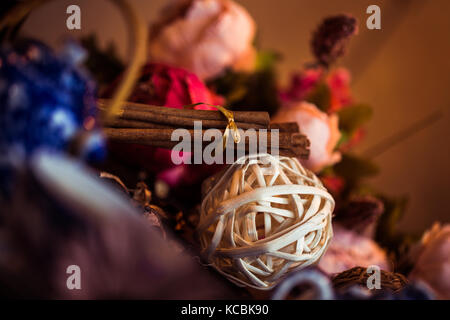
[208,68,281,116]
[305,83,331,112]
[376,195,409,237]
[255,50,281,71]
[337,104,373,134]
[374,194,419,263]
[336,130,350,148]
[226,86,248,105]
[333,153,379,182]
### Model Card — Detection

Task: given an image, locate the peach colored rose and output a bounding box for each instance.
[318,224,390,275]
[149,0,256,80]
[409,223,450,299]
[272,102,341,172]
[232,46,257,73]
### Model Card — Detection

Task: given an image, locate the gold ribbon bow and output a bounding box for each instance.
[186,103,241,149]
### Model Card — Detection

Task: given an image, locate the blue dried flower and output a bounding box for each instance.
[0,39,105,194]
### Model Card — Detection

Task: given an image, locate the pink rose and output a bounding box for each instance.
[149,0,256,80]
[318,224,390,275]
[104,63,224,186]
[272,102,341,172]
[409,223,450,299]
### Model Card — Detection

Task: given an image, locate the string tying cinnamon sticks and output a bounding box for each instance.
[186,102,241,149]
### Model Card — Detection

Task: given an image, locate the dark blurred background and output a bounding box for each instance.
[17,0,450,234]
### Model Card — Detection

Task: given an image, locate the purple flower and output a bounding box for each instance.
[311,14,358,67]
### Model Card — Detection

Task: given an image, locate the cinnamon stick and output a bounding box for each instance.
[269,122,300,133]
[119,109,267,129]
[104,128,309,158]
[103,118,173,129]
[102,116,267,130]
[98,99,270,129]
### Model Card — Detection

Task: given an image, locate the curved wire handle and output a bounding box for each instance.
[0,0,147,121]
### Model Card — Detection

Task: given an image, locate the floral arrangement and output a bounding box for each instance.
[0,0,448,300]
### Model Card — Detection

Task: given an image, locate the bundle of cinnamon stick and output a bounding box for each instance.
[99,99,310,159]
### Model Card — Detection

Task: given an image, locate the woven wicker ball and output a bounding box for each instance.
[198,154,335,289]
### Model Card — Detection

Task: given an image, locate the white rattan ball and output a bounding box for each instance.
[198,154,335,289]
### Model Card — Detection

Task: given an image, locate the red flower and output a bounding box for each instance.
[104,63,224,186]
[280,67,353,114]
[280,68,322,103]
[117,63,224,108]
[327,68,352,112]
[321,174,345,196]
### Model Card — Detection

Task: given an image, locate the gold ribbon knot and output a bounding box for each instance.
[186,103,241,149]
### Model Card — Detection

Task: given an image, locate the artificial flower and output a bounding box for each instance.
[103,63,224,186]
[320,174,345,196]
[327,67,352,112]
[104,63,223,109]
[280,68,322,104]
[272,102,341,172]
[318,224,390,275]
[409,223,450,299]
[281,67,352,113]
[148,0,256,80]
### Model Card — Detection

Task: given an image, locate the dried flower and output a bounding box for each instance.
[311,14,358,68]
[334,195,384,237]
[0,39,104,195]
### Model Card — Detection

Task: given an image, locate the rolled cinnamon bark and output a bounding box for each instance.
[269,122,300,132]
[102,118,173,129]
[98,99,270,129]
[98,100,309,158]
[104,128,310,159]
